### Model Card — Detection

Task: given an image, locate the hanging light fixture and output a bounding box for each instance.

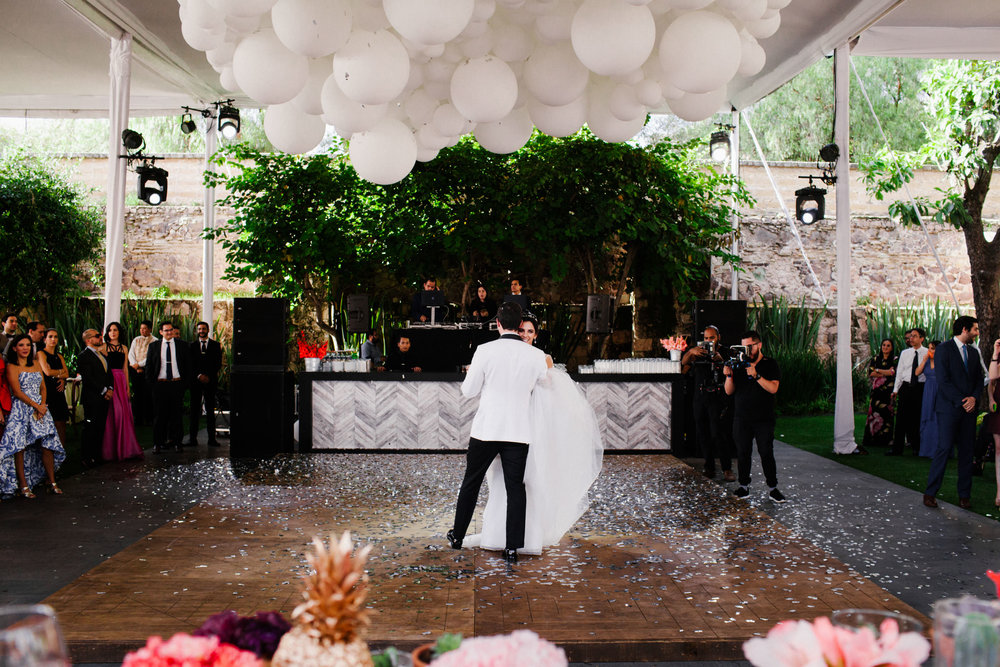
[136,163,168,206]
[795,176,826,224]
[180,112,197,134]
[709,126,732,163]
[217,105,241,139]
[121,129,144,152]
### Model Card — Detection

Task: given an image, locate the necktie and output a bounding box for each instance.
[166,342,174,380]
[202,341,207,354]
[962,344,969,370]
[910,351,918,383]
[94,348,107,372]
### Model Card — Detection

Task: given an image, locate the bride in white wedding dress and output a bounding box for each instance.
[464,317,604,555]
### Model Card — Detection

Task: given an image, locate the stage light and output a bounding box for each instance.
[180,112,197,134]
[795,183,826,224]
[819,142,840,164]
[218,105,240,139]
[709,129,731,163]
[121,129,144,152]
[136,164,168,206]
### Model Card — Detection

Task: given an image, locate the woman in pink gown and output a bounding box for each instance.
[101,322,143,460]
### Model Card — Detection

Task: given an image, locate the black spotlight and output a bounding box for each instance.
[136,164,168,206]
[710,129,731,163]
[121,129,144,152]
[795,183,826,224]
[819,142,840,163]
[217,105,240,139]
[180,112,197,134]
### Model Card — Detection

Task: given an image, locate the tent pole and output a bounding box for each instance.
[202,119,217,334]
[833,43,859,454]
[103,33,131,329]
[730,107,740,300]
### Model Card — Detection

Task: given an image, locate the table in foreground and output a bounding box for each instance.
[299,371,683,451]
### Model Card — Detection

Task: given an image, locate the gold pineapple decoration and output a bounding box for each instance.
[271,531,375,667]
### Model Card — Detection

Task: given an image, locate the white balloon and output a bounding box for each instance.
[658,11,740,94]
[225,13,262,35]
[232,29,310,104]
[636,79,662,106]
[450,56,518,123]
[271,0,352,57]
[666,86,727,121]
[182,0,224,31]
[384,0,475,46]
[349,118,418,184]
[404,62,426,93]
[291,58,333,115]
[422,43,446,59]
[474,106,533,153]
[523,42,590,107]
[491,20,532,62]
[423,78,452,100]
[425,57,458,82]
[459,19,489,38]
[767,0,791,8]
[219,65,241,92]
[416,123,451,150]
[473,0,496,21]
[738,30,766,76]
[320,73,387,136]
[333,29,410,104]
[668,0,712,8]
[182,21,226,52]
[431,103,467,135]
[206,41,237,69]
[527,94,586,137]
[609,84,645,121]
[745,10,781,39]
[571,0,656,77]
[211,0,277,18]
[459,26,494,58]
[352,1,390,31]
[264,103,326,154]
[404,88,439,125]
[614,68,644,85]
[416,145,441,162]
[587,99,646,143]
[534,0,576,43]
[728,0,767,23]
[625,0,651,5]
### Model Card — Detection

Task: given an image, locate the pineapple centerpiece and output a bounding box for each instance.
[271,531,375,667]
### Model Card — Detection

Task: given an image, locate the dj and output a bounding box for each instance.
[411,277,442,323]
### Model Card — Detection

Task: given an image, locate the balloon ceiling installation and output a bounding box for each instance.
[179,0,788,184]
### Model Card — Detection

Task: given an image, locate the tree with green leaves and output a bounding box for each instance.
[860,60,1000,353]
[0,153,103,311]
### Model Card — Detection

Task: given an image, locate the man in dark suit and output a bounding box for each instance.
[188,321,223,448]
[145,321,190,453]
[924,315,985,509]
[77,328,113,466]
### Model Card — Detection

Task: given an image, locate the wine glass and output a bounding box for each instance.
[0,605,69,667]
[831,608,924,637]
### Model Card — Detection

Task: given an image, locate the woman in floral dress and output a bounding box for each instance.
[862,338,897,450]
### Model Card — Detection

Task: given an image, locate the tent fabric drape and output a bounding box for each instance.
[103,32,131,329]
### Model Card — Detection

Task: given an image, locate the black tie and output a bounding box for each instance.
[166,342,174,380]
[910,351,918,384]
[202,341,207,354]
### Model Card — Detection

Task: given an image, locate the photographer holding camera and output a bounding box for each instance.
[723,330,786,503]
[681,325,736,482]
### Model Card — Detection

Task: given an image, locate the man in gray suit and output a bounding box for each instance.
[447,301,548,563]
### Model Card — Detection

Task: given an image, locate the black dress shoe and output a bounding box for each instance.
[959,497,972,509]
[446,530,462,549]
[502,548,518,563]
[923,494,939,508]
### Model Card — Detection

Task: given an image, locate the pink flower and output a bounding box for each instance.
[122,633,263,667]
[988,571,1000,599]
[432,630,567,667]
[743,620,826,667]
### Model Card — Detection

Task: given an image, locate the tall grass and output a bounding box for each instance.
[865,298,959,356]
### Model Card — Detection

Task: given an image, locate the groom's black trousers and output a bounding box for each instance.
[452,437,529,549]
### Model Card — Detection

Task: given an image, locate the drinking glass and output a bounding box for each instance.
[831,608,924,637]
[0,605,69,667]
[933,597,1000,667]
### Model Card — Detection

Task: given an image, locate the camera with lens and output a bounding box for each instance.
[696,340,715,355]
[725,344,752,370]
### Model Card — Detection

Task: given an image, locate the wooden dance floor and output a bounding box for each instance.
[45,454,927,663]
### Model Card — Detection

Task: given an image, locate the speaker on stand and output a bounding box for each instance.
[585,294,613,334]
[347,294,369,334]
[230,298,295,458]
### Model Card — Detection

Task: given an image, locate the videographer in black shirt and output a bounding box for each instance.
[681,325,736,482]
[723,330,786,503]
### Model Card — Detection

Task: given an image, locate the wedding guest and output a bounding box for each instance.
[128,320,156,426]
[861,338,897,450]
[985,339,1000,507]
[102,322,142,460]
[146,321,190,453]
[0,312,18,351]
[360,331,383,366]
[889,328,927,456]
[917,341,941,458]
[4,320,43,357]
[380,335,422,373]
[77,329,113,467]
[468,285,496,323]
[0,349,11,436]
[36,329,70,449]
[188,322,222,448]
[0,334,64,497]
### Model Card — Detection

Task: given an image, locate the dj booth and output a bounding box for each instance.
[389,324,497,372]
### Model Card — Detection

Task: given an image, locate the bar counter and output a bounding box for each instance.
[299,371,682,452]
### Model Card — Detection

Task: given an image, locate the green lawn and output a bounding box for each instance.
[775,413,1000,520]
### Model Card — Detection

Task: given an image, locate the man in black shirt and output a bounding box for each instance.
[380,335,422,373]
[723,330,786,503]
[681,325,736,481]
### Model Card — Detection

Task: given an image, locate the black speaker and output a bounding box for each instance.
[346,294,369,334]
[233,298,288,369]
[230,370,295,458]
[586,294,613,334]
[694,299,747,347]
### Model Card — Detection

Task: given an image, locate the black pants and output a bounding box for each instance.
[452,437,529,549]
[733,416,778,488]
[692,392,733,474]
[81,399,109,462]
[189,380,217,443]
[129,368,153,426]
[892,382,924,453]
[152,380,186,447]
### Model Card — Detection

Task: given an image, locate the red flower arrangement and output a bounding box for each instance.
[297,331,328,359]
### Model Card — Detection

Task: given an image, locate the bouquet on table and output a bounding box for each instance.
[297,331,328,359]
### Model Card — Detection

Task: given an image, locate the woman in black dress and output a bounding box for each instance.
[862,338,897,449]
[36,329,70,448]
[468,285,496,324]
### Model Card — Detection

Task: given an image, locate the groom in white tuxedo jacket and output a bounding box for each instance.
[448,301,549,563]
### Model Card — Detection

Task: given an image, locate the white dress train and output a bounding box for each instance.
[464,368,604,554]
